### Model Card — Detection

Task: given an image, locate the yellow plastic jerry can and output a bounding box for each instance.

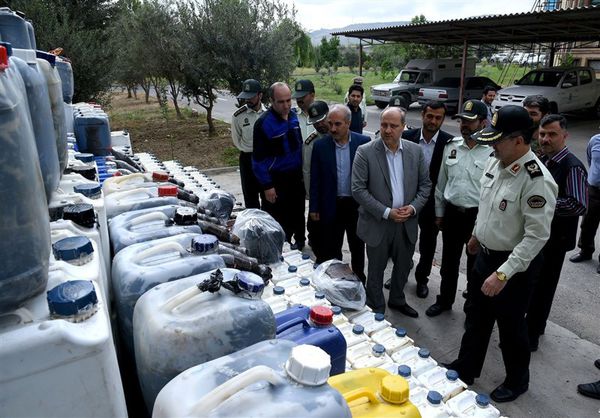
[328,368,422,418]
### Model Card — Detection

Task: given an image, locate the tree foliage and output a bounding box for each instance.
[319,36,341,69]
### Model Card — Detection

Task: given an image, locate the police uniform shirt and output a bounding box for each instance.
[231,104,266,153]
[302,130,324,197]
[474,150,558,279]
[435,137,491,217]
[296,108,316,141]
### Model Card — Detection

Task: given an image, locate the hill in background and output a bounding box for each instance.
[309,21,408,45]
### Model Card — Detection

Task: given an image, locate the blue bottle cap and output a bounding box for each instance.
[446,369,459,381]
[395,328,407,337]
[427,391,443,405]
[352,324,365,335]
[331,306,342,315]
[373,344,386,355]
[52,236,94,262]
[398,365,412,377]
[273,286,285,295]
[374,312,385,321]
[299,278,310,286]
[418,348,431,358]
[236,271,264,294]
[191,234,219,254]
[315,292,326,299]
[74,183,102,198]
[288,265,298,273]
[47,280,97,317]
[74,153,94,163]
[475,393,490,407]
[301,253,310,260]
[62,203,96,228]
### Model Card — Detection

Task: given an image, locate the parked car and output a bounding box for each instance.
[417,76,501,112]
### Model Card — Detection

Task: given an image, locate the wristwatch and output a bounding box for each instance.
[495,271,507,282]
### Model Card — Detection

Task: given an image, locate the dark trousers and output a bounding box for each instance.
[437,204,478,307]
[366,222,415,313]
[526,241,567,337]
[321,197,366,282]
[261,170,305,245]
[451,248,542,389]
[307,216,324,261]
[414,198,439,285]
[578,185,600,258]
[239,151,262,209]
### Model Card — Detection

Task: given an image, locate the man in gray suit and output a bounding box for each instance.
[352,107,431,317]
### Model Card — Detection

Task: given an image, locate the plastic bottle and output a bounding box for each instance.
[446,391,500,418]
[391,346,438,377]
[351,343,393,369]
[331,305,350,326]
[263,285,289,314]
[0,44,50,313]
[418,367,468,402]
[350,311,391,336]
[417,391,452,418]
[338,323,370,347]
[397,365,422,392]
[371,327,415,355]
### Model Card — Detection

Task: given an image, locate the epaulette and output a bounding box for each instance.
[305,132,319,145]
[233,105,248,117]
[524,160,543,179]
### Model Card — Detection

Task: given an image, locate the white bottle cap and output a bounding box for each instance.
[285,345,331,386]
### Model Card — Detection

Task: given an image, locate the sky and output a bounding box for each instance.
[283,0,535,31]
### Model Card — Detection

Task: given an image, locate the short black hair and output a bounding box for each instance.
[523,95,551,114]
[421,100,447,115]
[483,85,498,95]
[540,113,567,130]
[348,84,364,96]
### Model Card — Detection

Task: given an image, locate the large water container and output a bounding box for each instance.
[2,42,60,201]
[55,56,73,103]
[0,7,31,49]
[391,346,438,377]
[371,327,414,355]
[328,368,421,418]
[134,268,276,411]
[112,233,226,355]
[74,113,111,155]
[153,340,352,418]
[103,171,170,195]
[37,52,68,173]
[416,391,452,418]
[109,204,201,254]
[417,367,468,402]
[446,391,501,418]
[0,278,127,417]
[0,45,50,313]
[105,186,181,219]
[25,19,36,50]
[276,305,346,376]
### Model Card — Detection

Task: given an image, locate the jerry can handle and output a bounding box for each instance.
[276,316,309,334]
[131,241,186,264]
[344,387,381,405]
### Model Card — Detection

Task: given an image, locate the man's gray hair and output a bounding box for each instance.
[329,104,351,122]
[269,82,289,100]
[380,106,406,125]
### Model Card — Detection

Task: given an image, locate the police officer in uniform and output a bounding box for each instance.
[445,105,558,403]
[232,79,266,208]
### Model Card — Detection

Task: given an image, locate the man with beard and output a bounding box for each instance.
[426,100,491,317]
[481,86,497,125]
[523,95,550,156]
[347,84,366,134]
[292,79,316,199]
[310,105,370,280]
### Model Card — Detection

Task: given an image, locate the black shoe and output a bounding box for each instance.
[569,252,592,263]
[426,303,451,317]
[577,381,600,400]
[416,283,429,298]
[389,302,419,318]
[384,279,391,290]
[462,290,469,299]
[594,359,600,370]
[490,384,528,403]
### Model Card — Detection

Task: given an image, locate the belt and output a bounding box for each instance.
[479,243,512,256]
[448,203,478,214]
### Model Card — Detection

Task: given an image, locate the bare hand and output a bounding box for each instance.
[264,188,277,203]
[309,212,320,221]
[435,217,443,230]
[396,206,414,222]
[388,208,403,222]
[481,273,507,297]
[467,236,480,255]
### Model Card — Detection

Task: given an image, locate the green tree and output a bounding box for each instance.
[320,36,341,68]
[294,30,314,67]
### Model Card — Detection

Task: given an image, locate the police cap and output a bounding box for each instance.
[292,79,315,98]
[451,99,488,121]
[472,105,533,144]
[237,79,262,99]
[308,101,329,124]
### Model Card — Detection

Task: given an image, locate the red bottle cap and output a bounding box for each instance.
[310,306,333,326]
[158,185,178,197]
[0,46,8,71]
[152,171,169,182]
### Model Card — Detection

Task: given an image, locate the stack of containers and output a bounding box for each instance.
[72,102,111,156]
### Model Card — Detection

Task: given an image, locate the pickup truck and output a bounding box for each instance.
[492,67,600,117]
[417,76,500,112]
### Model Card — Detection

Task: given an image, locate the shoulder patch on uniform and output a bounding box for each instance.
[305,132,318,145]
[524,160,543,179]
[527,195,547,208]
[233,105,248,117]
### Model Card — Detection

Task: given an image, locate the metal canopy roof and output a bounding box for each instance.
[331,6,600,45]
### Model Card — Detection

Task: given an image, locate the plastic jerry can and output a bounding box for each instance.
[109,204,201,254]
[391,346,438,377]
[134,268,276,411]
[102,171,170,196]
[276,306,346,376]
[263,286,289,314]
[111,233,226,355]
[153,341,351,418]
[350,311,391,336]
[345,304,373,321]
[104,186,181,219]
[397,365,423,392]
[275,276,312,296]
[331,305,350,326]
[346,340,377,365]
[446,391,500,418]
[338,322,370,347]
[417,391,453,418]
[0,279,127,418]
[418,367,468,402]
[0,45,50,313]
[351,344,393,370]
[371,327,414,355]
[328,368,421,418]
[288,290,331,308]
[0,7,32,48]
[73,113,111,155]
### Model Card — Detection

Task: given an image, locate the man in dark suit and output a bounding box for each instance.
[310,105,370,282]
[400,101,453,298]
[352,107,431,316]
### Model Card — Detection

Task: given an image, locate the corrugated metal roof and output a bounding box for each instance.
[331,6,600,45]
